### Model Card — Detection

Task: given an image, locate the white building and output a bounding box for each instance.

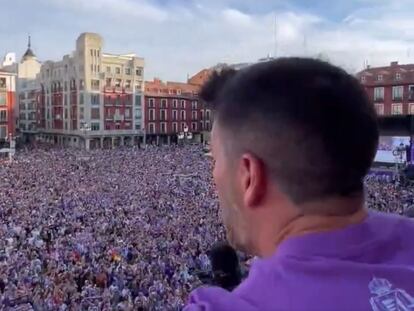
[37,33,145,149]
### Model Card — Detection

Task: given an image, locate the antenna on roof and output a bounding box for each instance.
[273,12,277,58]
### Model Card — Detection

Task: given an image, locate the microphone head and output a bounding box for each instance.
[209,242,242,290]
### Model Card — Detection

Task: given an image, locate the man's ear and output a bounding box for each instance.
[239,153,266,208]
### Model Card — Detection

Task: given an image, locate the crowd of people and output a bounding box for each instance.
[0,144,413,310]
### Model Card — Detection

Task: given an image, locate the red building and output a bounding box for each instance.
[0,70,16,144]
[358,61,414,116]
[144,78,211,144]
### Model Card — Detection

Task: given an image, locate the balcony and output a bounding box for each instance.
[104,86,114,93]
[392,96,403,102]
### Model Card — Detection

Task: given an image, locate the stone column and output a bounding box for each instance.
[156,135,160,146]
[100,137,104,149]
[121,136,125,146]
[85,138,90,151]
[112,137,115,149]
[167,135,171,145]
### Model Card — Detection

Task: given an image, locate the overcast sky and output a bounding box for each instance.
[1,0,414,81]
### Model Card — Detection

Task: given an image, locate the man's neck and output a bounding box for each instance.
[257,197,367,257]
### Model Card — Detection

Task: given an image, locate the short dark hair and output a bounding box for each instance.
[201,58,379,206]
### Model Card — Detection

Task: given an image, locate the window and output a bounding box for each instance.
[125,68,131,75]
[91,80,100,91]
[149,109,155,121]
[181,100,186,109]
[135,108,142,119]
[148,98,155,108]
[91,64,94,72]
[136,67,142,76]
[149,123,155,134]
[391,104,403,115]
[192,100,198,110]
[116,67,121,74]
[396,73,402,80]
[106,66,111,73]
[377,74,383,81]
[181,122,186,132]
[0,93,6,106]
[115,79,122,87]
[374,87,384,101]
[408,85,414,100]
[392,86,404,101]
[0,125,6,139]
[90,49,93,57]
[125,109,131,118]
[91,122,100,131]
[0,110,7,122]
[79,80,85,90]
[135,95,142,107]
[191,122,197,131]
[64,81,68,91]
[177,89,182,95]
[116,95,121,105]
[161,99,168,109]
[173,99,178,109]
[206,109,211,120]
[409,103,414,115]
[64,109,68,119]
[91,94,100,106]
[161,122,167,134]
[91,108,100,119]
[172,122,178,133]
[374,104,384,116]
[97,50,100,57]
[172,110,178,121]
[106,78,112,87]
[160,109,167,121]
[79,107,84,119]
[115,123,121,130]
[192,111,197,120]
[180,110,186,120]
[200,110,204,120]
[125,80,132,89]
[0,78,6,89]
[205,121,211,131]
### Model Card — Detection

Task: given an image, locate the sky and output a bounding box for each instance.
[1,0,414,81]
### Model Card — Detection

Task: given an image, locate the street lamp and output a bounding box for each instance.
[392,142,406,177]
[183,125,192,145]
[80,122,91,150]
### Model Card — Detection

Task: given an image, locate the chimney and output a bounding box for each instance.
[391,61,398,67]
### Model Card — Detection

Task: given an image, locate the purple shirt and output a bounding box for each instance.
[184,212,414,311]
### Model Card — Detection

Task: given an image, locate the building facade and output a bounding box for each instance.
[37,33,145,149]
[0,71,16,144]
[144,78,211,145]
[358,61,414,116]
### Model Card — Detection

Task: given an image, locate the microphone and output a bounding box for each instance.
[209,242,242,291]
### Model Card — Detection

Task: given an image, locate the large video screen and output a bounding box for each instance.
[374,136,410,164]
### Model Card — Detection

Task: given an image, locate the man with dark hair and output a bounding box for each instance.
[184,58,414,311]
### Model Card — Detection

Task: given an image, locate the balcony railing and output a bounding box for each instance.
[392,96,403,102]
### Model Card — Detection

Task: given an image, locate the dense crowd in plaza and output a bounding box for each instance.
[0,145,413,310]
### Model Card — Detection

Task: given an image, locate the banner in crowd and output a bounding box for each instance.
[374,136,411,164]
